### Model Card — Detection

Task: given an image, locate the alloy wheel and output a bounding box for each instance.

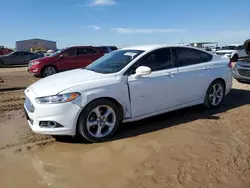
[44,67,56,77]
[208,83,224,106]
[86,105,116,138]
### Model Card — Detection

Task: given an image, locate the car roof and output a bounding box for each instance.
[122,44,208,53]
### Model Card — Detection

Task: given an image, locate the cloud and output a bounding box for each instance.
[91,0,116,6]
[85,25,102,30]
[111,28,186,34]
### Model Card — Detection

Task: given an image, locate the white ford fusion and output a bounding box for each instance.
[24,45,232,142]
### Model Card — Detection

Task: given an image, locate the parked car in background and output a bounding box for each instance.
[97,46,118,53]
[28,46,106,77]
[34,50,48,56]
[0,46,13,55]
[232,61,250,83]
[0,51,43,67]
[216,44,248,61]
[24,45,232,142]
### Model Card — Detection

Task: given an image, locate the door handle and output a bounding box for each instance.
[165,72,175,77]
[202,67,211,70]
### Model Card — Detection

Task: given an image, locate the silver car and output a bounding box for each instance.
[0,51,42,67]
[233,61,250,83]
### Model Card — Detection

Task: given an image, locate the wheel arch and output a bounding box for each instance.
[209,78,226,95]
[41,64,58,77]
[76,96,125,125]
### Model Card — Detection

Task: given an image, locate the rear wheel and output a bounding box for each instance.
[0,61,4,68]
[42,66,57,77]
[77,99,122,143]
[204,80,225,108]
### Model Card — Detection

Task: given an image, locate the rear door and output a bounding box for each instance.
[57,47,78,71]
[171,47,213,104]
[75,47,101,68]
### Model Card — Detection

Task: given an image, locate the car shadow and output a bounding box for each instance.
[55,88,250,144]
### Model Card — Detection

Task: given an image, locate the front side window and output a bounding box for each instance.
[137,48,172,71]
[173,47,212,67]
[13,52,24,56]
[24,52,33,55]
[62,48,76,57]
[85,50,144,74]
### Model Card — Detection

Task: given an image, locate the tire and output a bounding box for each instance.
[0,60,4,68]
[231,54,238,62]
[42,66,57,77]
[77,99,122,143]
[204,80,225,108]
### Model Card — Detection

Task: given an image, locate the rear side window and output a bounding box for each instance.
[111,47,118,51]
[173,47,212,67]
[76,48,97,56]
[199,51,213,62]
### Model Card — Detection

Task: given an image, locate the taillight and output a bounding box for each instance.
[228,61,232,68]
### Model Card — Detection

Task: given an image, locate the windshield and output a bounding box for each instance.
[85,50,144,73]
[221,46,237,50]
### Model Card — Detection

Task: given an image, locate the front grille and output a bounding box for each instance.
[25,97,35,112]
[237,69,250,78]
[216,52,227,55]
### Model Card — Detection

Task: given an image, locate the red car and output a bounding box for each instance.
[28,46,106,77]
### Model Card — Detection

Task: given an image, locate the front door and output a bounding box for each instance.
[10,52,26,65]
[57,47,78,71]
[127,48,178,118]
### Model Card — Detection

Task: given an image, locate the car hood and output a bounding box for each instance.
[216,50,235,53]
[29,69,113,97]
[30,55,54,62]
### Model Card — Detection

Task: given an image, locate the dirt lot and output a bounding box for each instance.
[0,67,250,188]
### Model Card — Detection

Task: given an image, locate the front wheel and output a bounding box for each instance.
[204,80,225,108]
[77,99,122,142]
[42,66,57,77]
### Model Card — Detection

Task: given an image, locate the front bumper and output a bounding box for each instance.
[24,88,83,136]
[232,66,250,82]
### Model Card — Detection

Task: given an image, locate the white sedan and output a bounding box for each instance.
[24,45,232,142]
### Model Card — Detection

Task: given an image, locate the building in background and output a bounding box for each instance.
[16,38,57,52]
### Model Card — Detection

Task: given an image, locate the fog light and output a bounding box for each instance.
[32,68,38,72]
[39,121,62,128]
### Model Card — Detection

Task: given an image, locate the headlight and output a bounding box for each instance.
[36,92,80,104]
[29,61,40,66]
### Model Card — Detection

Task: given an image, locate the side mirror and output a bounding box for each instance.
[134,66,151,76]
[59,54,64,59]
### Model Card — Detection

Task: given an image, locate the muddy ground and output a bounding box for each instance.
[0,67,250,188]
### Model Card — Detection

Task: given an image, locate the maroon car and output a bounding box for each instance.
[28,46,106,77]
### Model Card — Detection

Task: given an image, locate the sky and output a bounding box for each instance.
[1,0,250,48]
